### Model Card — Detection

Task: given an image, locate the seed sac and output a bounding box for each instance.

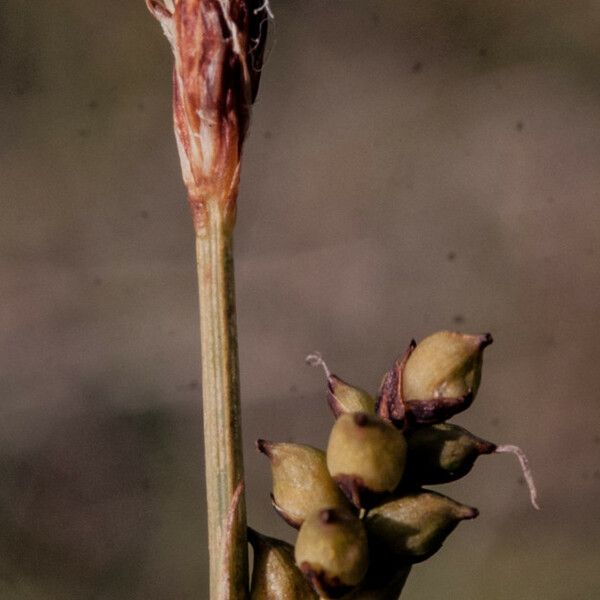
[327,374,376,418]
[402,330,492,403]
[403,423,496,485]
[366,490,478,563]
[326,412,407,508]
[257,440,351,528]
[249,528,317,600]
[295,507,369,599]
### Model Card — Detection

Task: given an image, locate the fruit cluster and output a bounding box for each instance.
[250,331,538,599]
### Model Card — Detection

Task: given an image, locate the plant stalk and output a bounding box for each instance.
[195,203,247,599]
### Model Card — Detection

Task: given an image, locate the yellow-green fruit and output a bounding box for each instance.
[295,508,369,599]
[327,375,375,418]
[326,412,407,508]
[257,440,352,528]
[249,528,317,600]
[403,331,492,401]
[366,490,478,562]
[404,423,496,484]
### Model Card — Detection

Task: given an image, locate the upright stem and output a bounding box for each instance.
[195,204,247,599]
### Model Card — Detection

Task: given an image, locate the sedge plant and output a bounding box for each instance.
[146,3,538,599]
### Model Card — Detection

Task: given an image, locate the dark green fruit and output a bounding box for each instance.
[403,423,496,485]
[248,528,317,600]
[366,490,478,563]
[326,412,407,508]
[295,508,369,599]
[257,440,351,528]
[341,552,411,600]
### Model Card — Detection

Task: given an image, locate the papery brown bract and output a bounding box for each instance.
[146,0,268,229]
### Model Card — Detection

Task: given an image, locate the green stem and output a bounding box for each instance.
[195,204,247,599]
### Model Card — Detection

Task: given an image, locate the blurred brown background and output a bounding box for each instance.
[1,1,599,598]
